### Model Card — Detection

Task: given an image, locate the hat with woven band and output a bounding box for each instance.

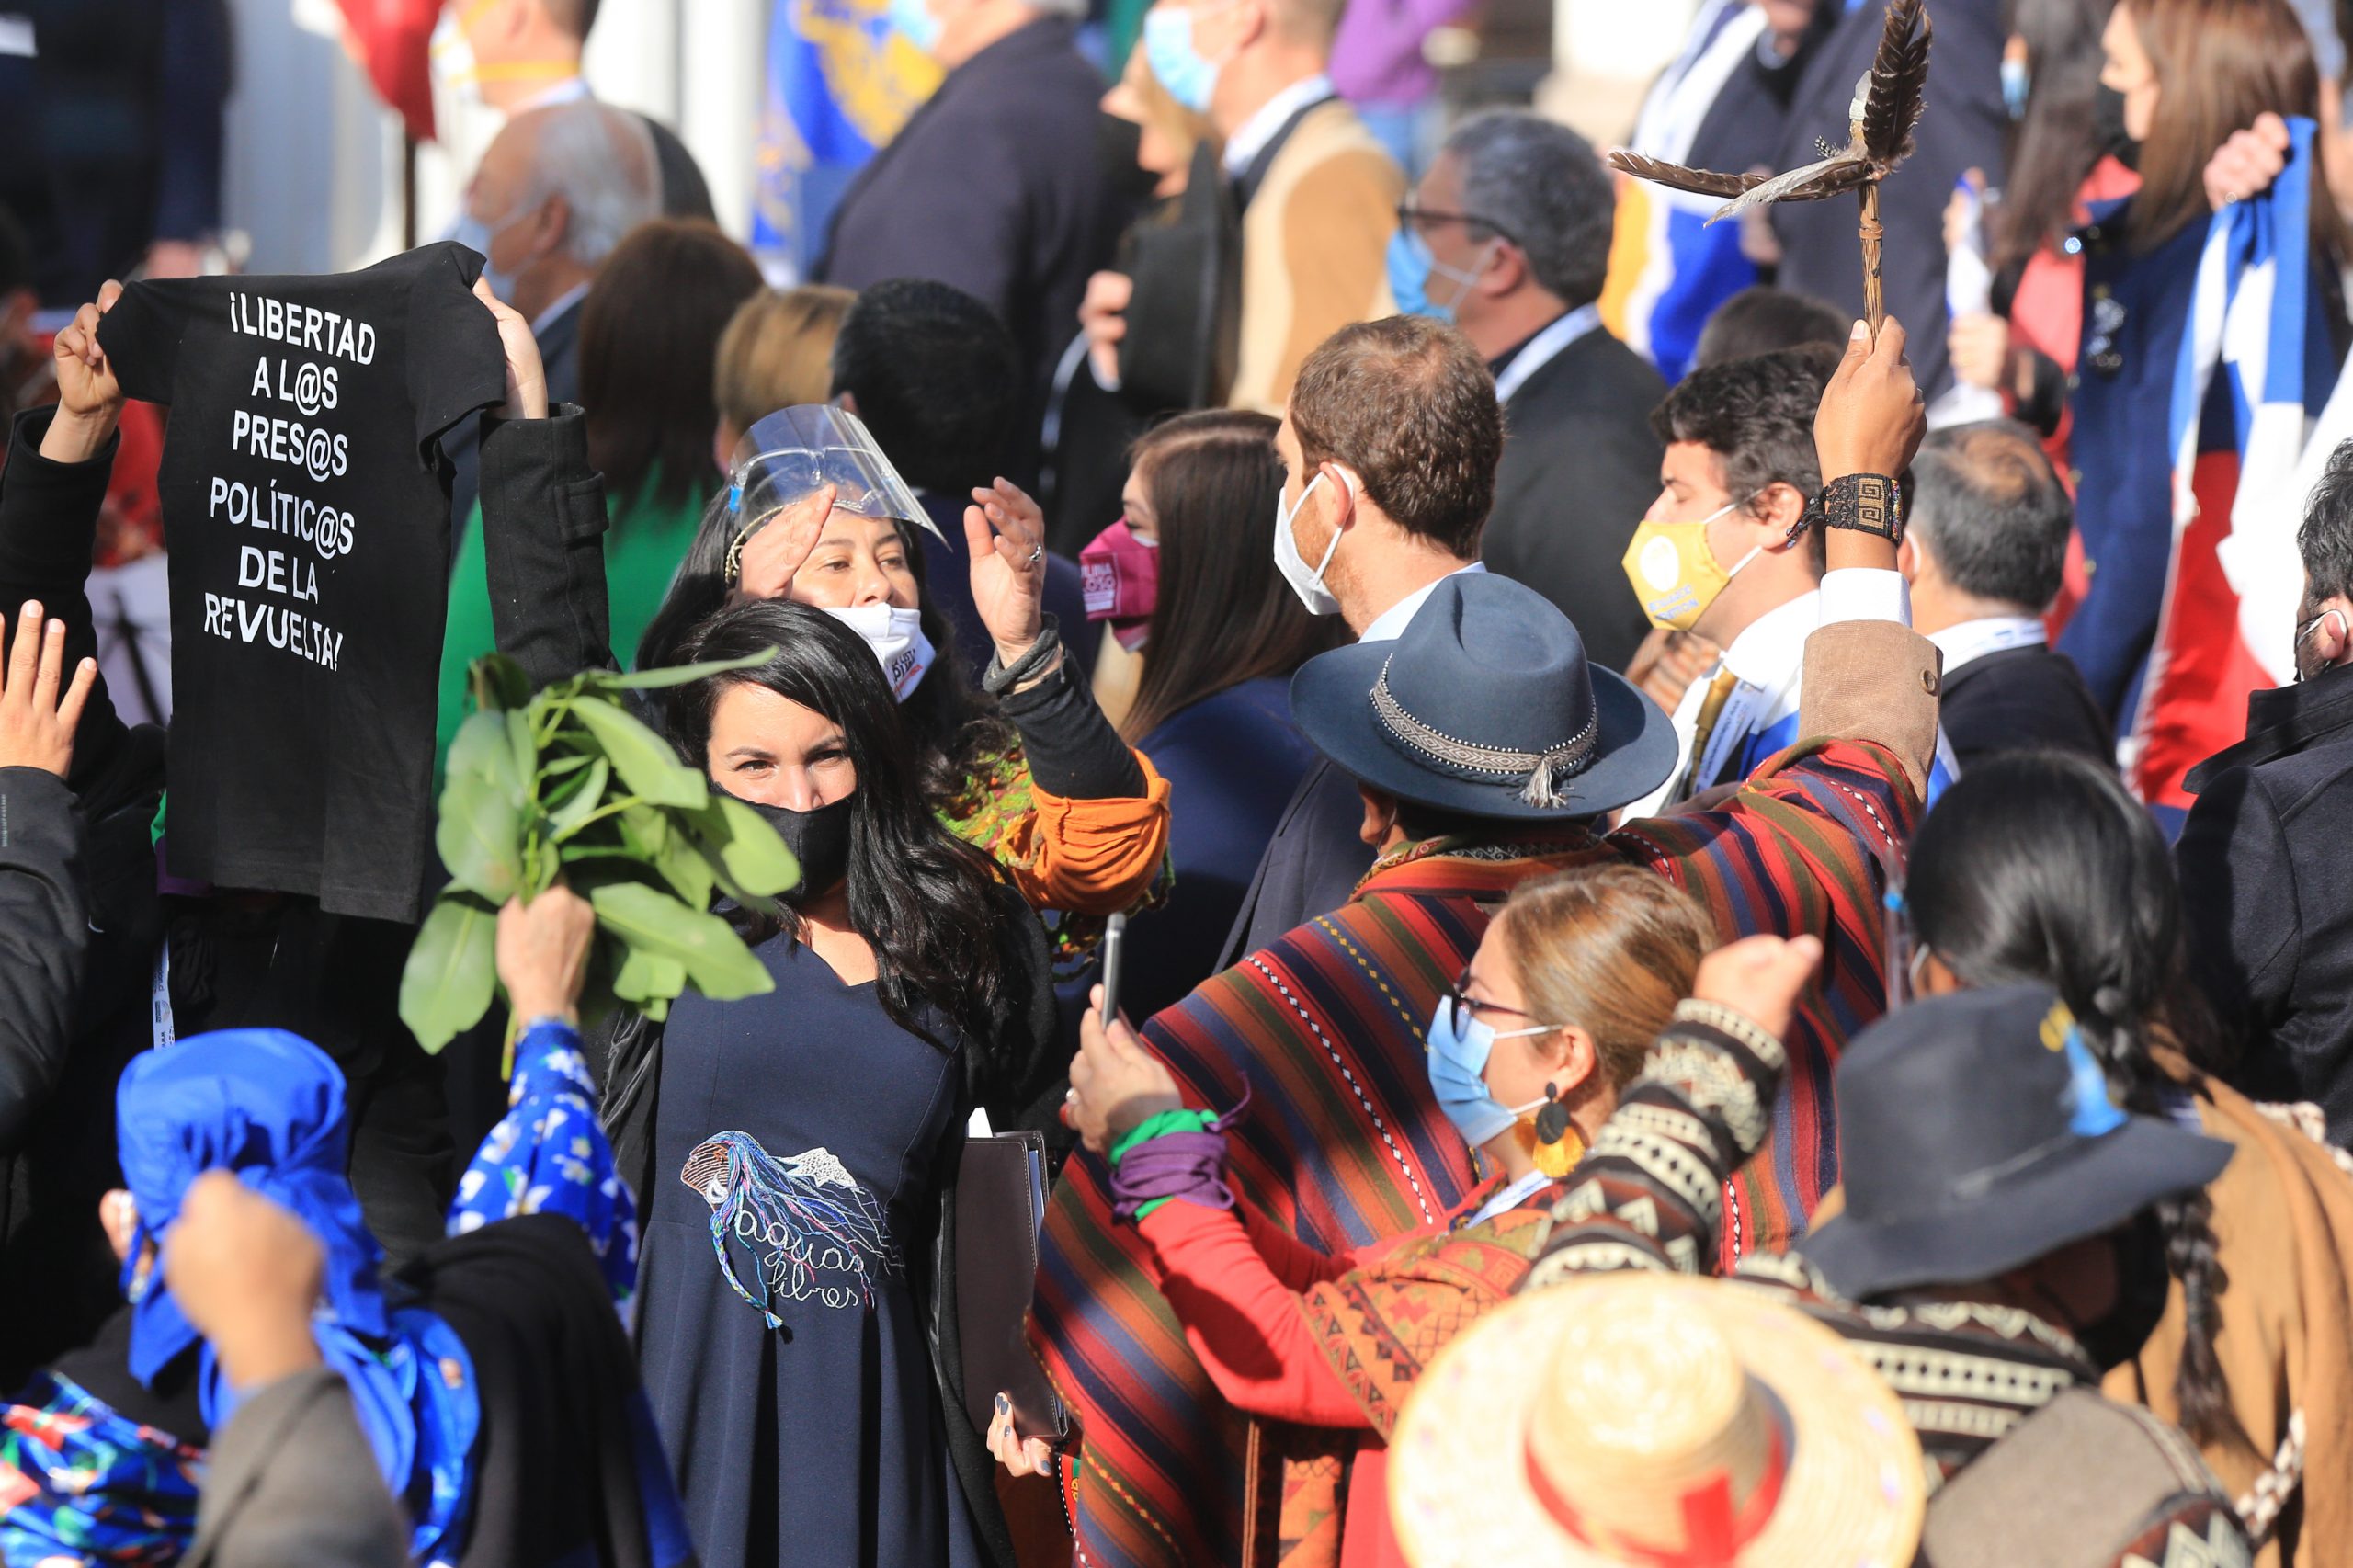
[1389,1273,1925,1568]
[1290,573,1677,821]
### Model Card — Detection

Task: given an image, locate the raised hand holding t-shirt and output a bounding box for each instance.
[98,241,507,922]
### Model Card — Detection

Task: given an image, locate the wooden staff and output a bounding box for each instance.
[1860,182,1886,334]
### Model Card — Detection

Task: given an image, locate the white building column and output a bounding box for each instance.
[670,0,769,239]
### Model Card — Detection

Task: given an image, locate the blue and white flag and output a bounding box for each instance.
[2134,115,2340,812]
[751,0,939,277]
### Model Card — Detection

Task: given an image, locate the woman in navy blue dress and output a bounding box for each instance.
[542,601,1063,1568]
[1074,412,1338,1019]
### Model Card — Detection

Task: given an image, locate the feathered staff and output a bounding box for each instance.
[1609,0,1933,333]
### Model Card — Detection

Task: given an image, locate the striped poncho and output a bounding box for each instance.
[1029,724,1920,1568]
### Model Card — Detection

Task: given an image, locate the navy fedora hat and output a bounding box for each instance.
[1289,574,1677,821]
[1802,985,2234,1302]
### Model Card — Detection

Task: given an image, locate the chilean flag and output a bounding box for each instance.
[2132,117,2340,816]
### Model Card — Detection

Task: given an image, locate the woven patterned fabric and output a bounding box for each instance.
[1030,733,1919,1568]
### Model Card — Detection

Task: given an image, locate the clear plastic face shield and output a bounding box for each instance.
[723,405,939,586]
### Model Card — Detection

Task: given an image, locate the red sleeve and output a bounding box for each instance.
[1137,1201,1371,1428]
[1233,1199,1355,1290]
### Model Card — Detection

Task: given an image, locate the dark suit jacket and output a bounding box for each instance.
[1480,324,1664,675]
[814,17,1120,474]
[1214,756,1373,971]
[1938,643,2112,773]
[0,0,232,305]
[184,1368,409,1568]
[2177,662,2353,1142]
[1766,0,2006,398]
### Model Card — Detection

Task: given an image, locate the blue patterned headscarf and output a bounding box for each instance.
[115,1029,481,1566]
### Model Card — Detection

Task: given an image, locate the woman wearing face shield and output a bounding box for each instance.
[637,406,1171,960]
[508,596,1054,1568]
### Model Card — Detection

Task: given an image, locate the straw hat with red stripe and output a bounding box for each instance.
[1389,1273,1925,1568]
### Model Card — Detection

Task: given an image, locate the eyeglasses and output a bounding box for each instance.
[1396,204,1522,248]
[1445,966,1558,1030]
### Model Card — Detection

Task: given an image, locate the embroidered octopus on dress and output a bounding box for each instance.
[682,1132,901,1324]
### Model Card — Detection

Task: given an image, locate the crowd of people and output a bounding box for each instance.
[9,0,2353,1564]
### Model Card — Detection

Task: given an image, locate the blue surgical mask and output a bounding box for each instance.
[451,209,521,305]
[1142,5,1222,116]
[2000,57,2030,119]
[1426,995,1552,1148]
[1385,228,1490,324]
[890,0,942,54]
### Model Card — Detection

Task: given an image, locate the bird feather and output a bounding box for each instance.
[1860,0,1933,161]
[1705,154,1869,222]
[1606,150,1765,200]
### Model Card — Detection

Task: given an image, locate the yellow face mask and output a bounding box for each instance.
[1620,498,1759,633]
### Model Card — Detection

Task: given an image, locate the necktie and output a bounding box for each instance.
[1677,667,1743,805]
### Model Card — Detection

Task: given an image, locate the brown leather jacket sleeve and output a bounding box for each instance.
[1794,619,1943,805]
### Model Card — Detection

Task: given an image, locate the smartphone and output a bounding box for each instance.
[1097,913,1127,1027]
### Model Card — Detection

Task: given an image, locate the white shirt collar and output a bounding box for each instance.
[1222,74,1334,176]
[1360,561,1486,644]
[1928,614,2047,674]
[1493,304,1602,403]
[531,280,591,335]
[1720,588,1821,690]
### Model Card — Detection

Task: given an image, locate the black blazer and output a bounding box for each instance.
[2177,663,2353,1142]
[1765,0,2007,398]
[1937,644,2113,773]
[1480,324,1665,676]
[1214,757,1373,971]
[814,17,1120,474]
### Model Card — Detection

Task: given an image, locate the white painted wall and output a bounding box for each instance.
[1542,0,1700,145]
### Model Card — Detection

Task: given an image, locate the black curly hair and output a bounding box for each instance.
[1647,342,1843,571]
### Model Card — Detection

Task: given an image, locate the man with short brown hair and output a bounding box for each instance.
[1224,314,1496,965]
[1283,314,1501,579]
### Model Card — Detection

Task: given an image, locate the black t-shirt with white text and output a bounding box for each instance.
[98,242,506,921]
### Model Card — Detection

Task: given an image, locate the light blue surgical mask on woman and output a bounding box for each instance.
[1142,3,1229,115]
[1426,994,1553,1147]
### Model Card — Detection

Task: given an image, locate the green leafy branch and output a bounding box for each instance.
[399,651,801,1057]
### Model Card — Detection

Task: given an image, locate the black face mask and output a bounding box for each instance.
[2093,85,2143,172]
[2058,1212,2174,1371]
[733,792,856,904]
